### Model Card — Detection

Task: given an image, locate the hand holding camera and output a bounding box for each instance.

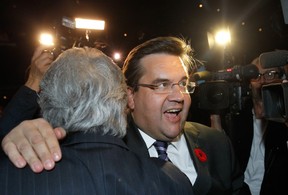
[25,45,54,92]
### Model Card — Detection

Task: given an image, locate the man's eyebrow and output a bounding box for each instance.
[150,76,188,84]
[150,78,170,84]
[262,70,278,74]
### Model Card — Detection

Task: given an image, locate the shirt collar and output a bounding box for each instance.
[171,133,184,150]
[138,128,156,149]
[138,128,182,150]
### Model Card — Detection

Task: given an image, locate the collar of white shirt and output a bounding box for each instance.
[138,128,180,155]
[138,128,197,185]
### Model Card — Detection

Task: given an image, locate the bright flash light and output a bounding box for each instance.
[75,18,105,30]
[113,52,121,61]
[39,33,54,46]
[214,29,231,46]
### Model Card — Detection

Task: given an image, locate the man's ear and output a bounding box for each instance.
[127,88,135,110]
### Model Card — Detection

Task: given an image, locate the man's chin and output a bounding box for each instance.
[165,126,182,138]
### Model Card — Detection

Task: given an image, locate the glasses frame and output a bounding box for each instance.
[255,70,279,81]
[134,81,196,94]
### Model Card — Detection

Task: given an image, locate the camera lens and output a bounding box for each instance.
[271,87,285,117]
[198,81,230,110]
[207,86,225,104]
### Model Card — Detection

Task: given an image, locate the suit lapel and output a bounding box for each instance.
[123,115,151,158]
[183,122,212,195]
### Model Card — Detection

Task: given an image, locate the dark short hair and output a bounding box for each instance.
[122,36,199,89]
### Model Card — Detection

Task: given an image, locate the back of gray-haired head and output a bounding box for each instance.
[38,47,127,138]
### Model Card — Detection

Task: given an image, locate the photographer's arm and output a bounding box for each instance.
[25,45,54,92]
[210,114,224,131]
[0,86,39,137]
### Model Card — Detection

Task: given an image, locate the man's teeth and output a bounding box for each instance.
[166,109,181,114]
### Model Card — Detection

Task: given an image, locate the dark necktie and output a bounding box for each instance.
[153,140,170,161]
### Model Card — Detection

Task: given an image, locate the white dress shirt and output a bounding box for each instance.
[244,112,265,195]
[139,129,197,185]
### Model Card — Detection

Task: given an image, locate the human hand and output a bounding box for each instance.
[1,118,66,173]
[25,45,54,92]
[210,114,223,131]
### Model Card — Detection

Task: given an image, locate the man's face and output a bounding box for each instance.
[250,63,282,118]
[127,53,191,141]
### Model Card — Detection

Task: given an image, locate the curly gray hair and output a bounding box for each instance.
[38,47,127,138]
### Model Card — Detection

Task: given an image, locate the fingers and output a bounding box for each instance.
[31,45,54,73]
[34,48,54,68]
[2,120,45,172]
[34,52,54,71]
[31,45,53,62]
[31,120,63,163]
[54,127,67,140]
[25,46,54,91]
[28,118,63,169]
[1,137,27,168]
[1,118,63,173]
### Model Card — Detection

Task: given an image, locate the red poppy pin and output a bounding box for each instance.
[194,148,207,162]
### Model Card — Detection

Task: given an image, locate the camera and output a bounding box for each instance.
[262,82,288,122]
[260,50,288,122]
[39,17,106,58]
[193,64,259,114]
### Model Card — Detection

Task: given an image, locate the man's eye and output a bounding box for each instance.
[179,81,187,87]
[268,72,274,76]
[157,82,170,88]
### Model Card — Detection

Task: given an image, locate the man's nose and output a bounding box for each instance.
[259,75,266,84]
[168,85,185,101]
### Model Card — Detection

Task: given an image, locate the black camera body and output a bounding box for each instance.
[41,17,106,58]
[197,80,251,114]
[194,64,258,114]
[260,50,288,122]
[262,82,288,122]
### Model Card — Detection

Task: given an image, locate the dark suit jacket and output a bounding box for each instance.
[0,131,193,195]
[0,86,40,137]
[124,115,244,195]
[225,103,288,195]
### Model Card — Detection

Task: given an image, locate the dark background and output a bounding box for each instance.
[1,0,288,107]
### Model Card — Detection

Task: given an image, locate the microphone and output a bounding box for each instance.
[193,64,259,81]
[259,50,288,69]
[238,64,259,80]
[193,71,212,81]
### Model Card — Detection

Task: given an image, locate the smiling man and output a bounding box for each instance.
[122,36,244,195]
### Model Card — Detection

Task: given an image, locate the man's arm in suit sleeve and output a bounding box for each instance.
[0,86,39,137]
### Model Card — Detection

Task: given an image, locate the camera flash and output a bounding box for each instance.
[39,33,54,46]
